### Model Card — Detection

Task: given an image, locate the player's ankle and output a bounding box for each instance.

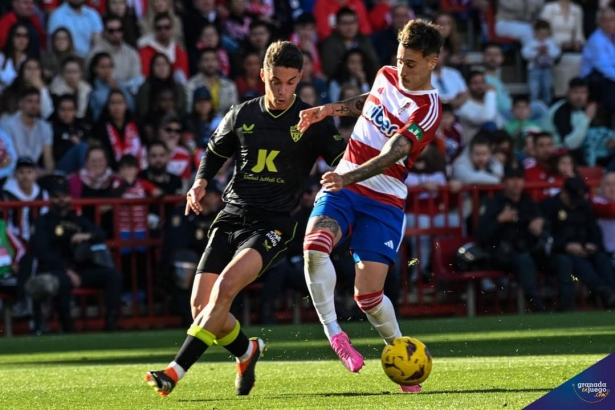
[324,322,342,340]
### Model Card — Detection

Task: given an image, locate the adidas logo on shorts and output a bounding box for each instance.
[384,240,394,249]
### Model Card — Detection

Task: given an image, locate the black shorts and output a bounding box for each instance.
[196,204,297,276]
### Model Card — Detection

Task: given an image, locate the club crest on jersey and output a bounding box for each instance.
[365,101,400,137]
[290,124,303,142]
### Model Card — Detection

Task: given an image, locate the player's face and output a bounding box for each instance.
[261,66,303,110]
[396,44,437,91]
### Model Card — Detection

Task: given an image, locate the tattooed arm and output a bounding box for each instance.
[326,92,369,117]
[321,134,413,191]
[297,93,369,132]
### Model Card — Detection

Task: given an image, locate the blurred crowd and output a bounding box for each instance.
[0,0,613,332]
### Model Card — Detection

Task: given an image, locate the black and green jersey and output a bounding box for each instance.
[204,96,346,213]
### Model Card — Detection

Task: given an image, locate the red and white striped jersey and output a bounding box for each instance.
[335,66,442,209]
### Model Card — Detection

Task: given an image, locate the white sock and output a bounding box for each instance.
[168,361,186,381]
[237,340,254,363]
[304,249,341,341]
[361,295,402,344]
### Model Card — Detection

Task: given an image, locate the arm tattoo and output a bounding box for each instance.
[313,215,341,236]
[332,93,368,117]
[342,134,413,186]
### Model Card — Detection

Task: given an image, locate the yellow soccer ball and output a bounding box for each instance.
[381,336,433,386]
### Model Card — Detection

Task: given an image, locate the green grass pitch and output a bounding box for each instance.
[0,311,612,409]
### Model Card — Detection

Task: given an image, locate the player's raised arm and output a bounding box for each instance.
[321,133,412,192]
[297,92,369,132]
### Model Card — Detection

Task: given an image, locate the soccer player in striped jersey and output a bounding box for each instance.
[297,19,443,393]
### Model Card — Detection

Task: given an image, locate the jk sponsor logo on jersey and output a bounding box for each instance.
[242,123,255,134]
[364,101,400,137]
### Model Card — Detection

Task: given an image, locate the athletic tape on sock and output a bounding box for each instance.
[187,324,216,346]
[304,231,334,254]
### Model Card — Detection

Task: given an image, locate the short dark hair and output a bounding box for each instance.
[61,56,81,70]
[295,12,316,26]
[20,86,40,100]
[198,47,217,59]
[56,93,77,108]
[512,95,530,106]
[148,140,169,153]
[103,14,122,28]
[470,131,493,149]
[118,154,139,168]
[263,41,303,71]
[532,131,553,145]
[85,143,109,163]
[249,19,270,32]
[568,77,588,89]
[336,7,357,23]
[466,70,484,83]
[398,19,443,57]
[482,41,502,52]
[154,12,172,26]
[534,19,551,32]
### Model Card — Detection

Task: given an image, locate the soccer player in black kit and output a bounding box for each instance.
[144,41,346,397]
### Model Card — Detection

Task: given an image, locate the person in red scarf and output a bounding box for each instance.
[593,172,615,262]
[93,89,145,170]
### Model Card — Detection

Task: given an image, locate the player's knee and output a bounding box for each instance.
[355,290,384,312]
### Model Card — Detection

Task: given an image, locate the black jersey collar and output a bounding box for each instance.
[260,95,297,119]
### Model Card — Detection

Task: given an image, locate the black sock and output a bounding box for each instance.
[223,330,251,358]
[174,324,216,371]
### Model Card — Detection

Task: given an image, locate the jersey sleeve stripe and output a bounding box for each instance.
[418,94,436,129]
[207,143,230,159]
[422,94,441,131]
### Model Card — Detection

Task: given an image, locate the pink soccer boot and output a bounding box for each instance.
[329,332,364,372]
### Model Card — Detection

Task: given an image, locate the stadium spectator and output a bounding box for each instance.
[156,115,192,182]
[185,48,238,115]
[542,177,615,310]
[88,52,135,121]
[136,52,187,119]
[539,0,585,98]
[371,4,413,67]
[483,42,547,121]
[139,140,183,197]
[93,89,145,170]
[87,15,143,94]
[452,131,503,185]
[138,13,189,83]
[521,20,561,105]
[299,51,329,104]
[221,0,254,53]
[313,0,371,40]
[495,0,545,47]
[583,108,615,169]
[581,6,615,112]
[328,48,375,103]
[139,0,184,46]
[434,103,464,164]
[592,172,615,263]
[234,50,265,100]
[0,0,46,54]
[433,12,466,72]
[524,132,557,202]
[231,20,272,77]
[30,174,122,332]
[2,157,48,242]
[290,13,322,76]
[319,7,378,79]
[0,23,35,92]
[49,94,90,173]
[1,87,53,173]
[457,71,499,141]
[105,0,141,48]
[49,57,92,119]
[183,86,222,152]
[297,82,318,106]
[0,127,17,180]
[183,0,221,56]
[41,28,79,84]
[0,58,54,119]
[47,0,103,58]
[542,77,595,162]
[477,163,547,312]
[505,96,542,150]
[188,23,230,78]
[430,47,468,109]
[404,144,462,275]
